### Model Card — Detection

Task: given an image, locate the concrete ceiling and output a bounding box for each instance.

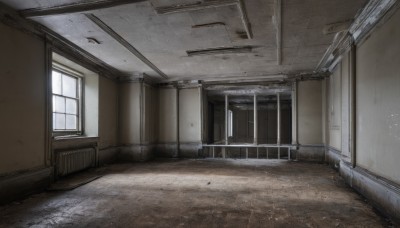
[1,0,367,82]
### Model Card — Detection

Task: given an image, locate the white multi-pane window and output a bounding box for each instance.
[52,70,81,132]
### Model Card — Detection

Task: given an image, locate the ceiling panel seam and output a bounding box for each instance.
[0,2,124,80]
[85,13,168,79]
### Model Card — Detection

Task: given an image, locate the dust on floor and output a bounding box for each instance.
[0,159,393,227]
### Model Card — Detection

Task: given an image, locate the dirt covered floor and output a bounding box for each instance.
[0,159,393,227]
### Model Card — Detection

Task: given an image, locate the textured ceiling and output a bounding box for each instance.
[1,0,367,82]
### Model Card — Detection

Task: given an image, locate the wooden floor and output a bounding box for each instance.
[0,159,393,227]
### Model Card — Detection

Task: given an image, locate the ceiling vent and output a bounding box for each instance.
[186,46,253,56]
[86,37,101,45]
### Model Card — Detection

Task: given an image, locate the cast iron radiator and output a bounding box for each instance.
[56,147,96,177]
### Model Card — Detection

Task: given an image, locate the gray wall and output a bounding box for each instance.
[143,84,158,144]
[119,82,141,145]
[99,77,118,149]
[355,8,400,184]
[325,51,351,160]
[327,7,400,184]
[297,80,323,145]
[158,88,177,143]
[0,23,46,175]
[0,22,122,203]
[179,88,202,143]
[118,82,158,161]
[231,107,291,144]
[213,105,225,143]
[98,77,119,163]
[156,87,203,157]
[324,8,400,221]
[329,64,342,150]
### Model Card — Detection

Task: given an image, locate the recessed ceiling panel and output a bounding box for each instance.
[0,0,369,81]
[33,13,156,76]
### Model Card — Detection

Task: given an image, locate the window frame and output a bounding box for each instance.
[52,63,84,136]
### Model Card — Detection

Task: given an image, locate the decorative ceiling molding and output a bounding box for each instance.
[118,73,161,85]
[161,71,327,84]
[154,0,252,39]
[20,0,147,18]
[316,0,400,73]
[350,0,398,43]
[45,27,125,80]
[85,13,168,79]
[323,20,353,35]
[315,31,352,72]
[205,84,292,96]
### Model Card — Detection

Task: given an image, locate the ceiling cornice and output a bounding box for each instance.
[20,0,147,18]
[316,0,400,73]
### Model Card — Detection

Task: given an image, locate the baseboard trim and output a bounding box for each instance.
[340,161,400,223]
[98,147,120,165]
[118,144,155,162]
[179,143,203,158]
[0,167,53,205]
[296,144,325,162]
[327,147,341,170]
[155,143,179,158]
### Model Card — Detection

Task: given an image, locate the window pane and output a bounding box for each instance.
[66,115,77,130]
[66,98,77,115]
[54,96,65,113]
[52,71,62,95]
[62,75,77,98]
[53,113,56,131]
[54,113,66,130]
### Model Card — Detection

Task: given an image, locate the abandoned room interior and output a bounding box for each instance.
[0,0,399,227]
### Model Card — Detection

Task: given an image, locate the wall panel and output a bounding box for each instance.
[0,23,46,174]
[356,8,400,184]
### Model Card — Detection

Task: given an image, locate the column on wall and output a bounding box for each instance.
[292,81,297,145]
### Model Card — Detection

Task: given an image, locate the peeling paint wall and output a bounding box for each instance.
[355,8,400,184]
[297,81,323,145]
[0,23,46,175]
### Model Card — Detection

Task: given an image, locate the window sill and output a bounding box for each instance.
[53,135,97,141]
[53,136,99,150]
